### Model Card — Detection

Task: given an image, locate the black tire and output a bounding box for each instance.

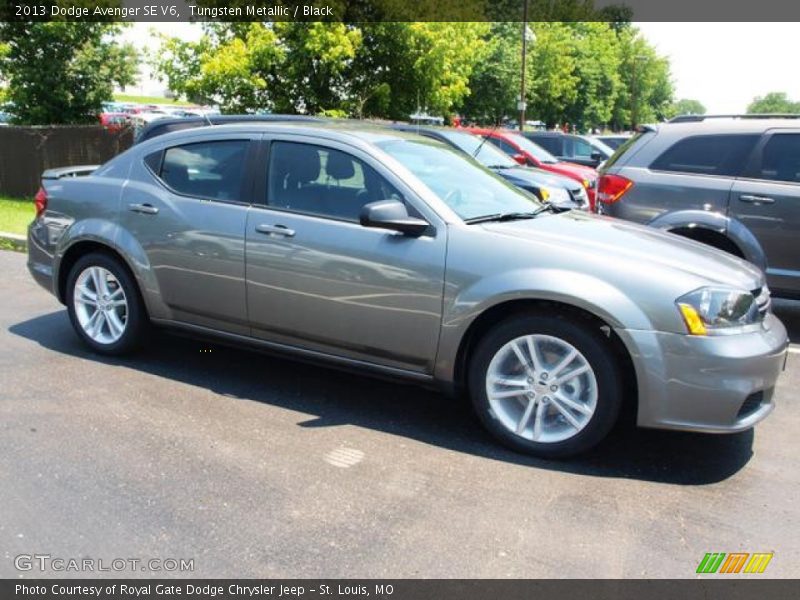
[468,313,623,458]
[65,252,149,355]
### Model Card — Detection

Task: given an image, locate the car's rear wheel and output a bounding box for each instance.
[66,252,148,355]
[469,314,622,458]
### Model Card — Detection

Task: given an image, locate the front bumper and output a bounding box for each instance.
[617,313,788,433]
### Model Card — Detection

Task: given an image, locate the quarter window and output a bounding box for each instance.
[267,142,402,221]
[158,140,249,202]
[758,134,800,183]
[650,134,758,177]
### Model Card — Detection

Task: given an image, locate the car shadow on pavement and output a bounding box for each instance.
[10,311,755,486]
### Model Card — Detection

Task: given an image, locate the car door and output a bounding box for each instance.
[119,134,257,334]
[244,136,447,373]
[730,130,800,294]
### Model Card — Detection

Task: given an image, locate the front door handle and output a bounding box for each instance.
[128,203,159,215]
[739,194,775,205]
[256,224,296,237]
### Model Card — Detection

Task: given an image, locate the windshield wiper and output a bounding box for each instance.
[464,204,558,224]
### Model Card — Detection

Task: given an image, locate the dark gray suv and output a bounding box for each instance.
[598,116,800,297]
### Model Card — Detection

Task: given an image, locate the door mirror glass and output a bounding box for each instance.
[360,200,429,236]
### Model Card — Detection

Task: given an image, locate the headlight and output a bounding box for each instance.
[539,186,571,205]
[676,287,760,335]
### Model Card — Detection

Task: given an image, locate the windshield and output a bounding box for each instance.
[378,139,542,221]
[437,130,517,168]
[587,137,615,156]
[503,132,559,164]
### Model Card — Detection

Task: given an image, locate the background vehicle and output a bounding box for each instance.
[27,123,787,458]
[522,131,614,168]
[98,112,131,132]
[467,128,598,209]
[595,134,631,150]
[389,124,588,211]
[598,115,800,297]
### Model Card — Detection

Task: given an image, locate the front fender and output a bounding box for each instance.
[434,268,653,383]
[648,209,767,271]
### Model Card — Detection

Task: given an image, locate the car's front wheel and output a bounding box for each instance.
[66,252,148,355]
[469,314,623,458]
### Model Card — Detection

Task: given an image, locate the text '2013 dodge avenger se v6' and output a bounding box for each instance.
[27,123,788,457]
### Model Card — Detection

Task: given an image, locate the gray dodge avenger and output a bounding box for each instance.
[27,123,788,457]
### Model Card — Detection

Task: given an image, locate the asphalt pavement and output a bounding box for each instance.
[1,249,798,578]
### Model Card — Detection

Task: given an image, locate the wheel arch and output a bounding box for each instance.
[57,240,144,313]
[648,209,767,270]
[450,298,639,424]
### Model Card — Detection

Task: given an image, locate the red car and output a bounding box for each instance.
[98,112,131,132]
[467,128,598,210]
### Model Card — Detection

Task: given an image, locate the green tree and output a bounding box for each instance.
[747,92,800,114]
[562,22,622,130]
[667,98,706,118]
[153,22,487,120]
[0,22,138,125]
[610,27,673,130]
[459,22,520,125]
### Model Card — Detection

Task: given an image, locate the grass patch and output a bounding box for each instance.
[113,94,195,107]
[0,195,34,235]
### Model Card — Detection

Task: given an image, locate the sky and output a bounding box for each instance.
[122,22,800,114]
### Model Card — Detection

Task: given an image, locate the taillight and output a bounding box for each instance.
[34,186,48,218]
[597,174,633,204]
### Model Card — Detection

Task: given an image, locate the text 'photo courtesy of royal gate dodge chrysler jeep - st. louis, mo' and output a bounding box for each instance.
[27,121,788,458]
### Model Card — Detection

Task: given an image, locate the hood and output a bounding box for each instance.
[497,165,580,191]
[479,211,764,291]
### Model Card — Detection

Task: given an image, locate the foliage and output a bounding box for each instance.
[0,196,34,236]
[747,92,800,114]
[667,98,707,118]
[153,22,488,120]
[0,22,138,125]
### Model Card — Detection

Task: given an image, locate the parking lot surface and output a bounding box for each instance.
[1,249,798,578]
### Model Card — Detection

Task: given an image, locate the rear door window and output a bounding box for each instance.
[158,140,250,202]
[650,134,758,177]
[755,133,800,183]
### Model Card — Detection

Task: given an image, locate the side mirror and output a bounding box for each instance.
[512,153,527,165]
[590,150,604,161]
[360,200,429,236]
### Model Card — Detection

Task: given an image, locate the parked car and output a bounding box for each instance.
[27,123,787,457]
[389,124,589,211]
[522,131,614,168]
[595,134,631,150]
[467,128,599,210]
[98,112,131,132]
[598,115,800,298]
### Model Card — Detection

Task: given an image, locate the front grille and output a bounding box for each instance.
[751,286,771,317]
[737,391,764,418]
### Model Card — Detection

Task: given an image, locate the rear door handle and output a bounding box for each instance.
[739,194,775,204]
[256,224,296,237]
[128,203,159,215]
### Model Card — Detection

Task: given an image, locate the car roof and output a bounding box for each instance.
[655,118,800,135]
[135,113,328,144]
[134,120,436,151]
